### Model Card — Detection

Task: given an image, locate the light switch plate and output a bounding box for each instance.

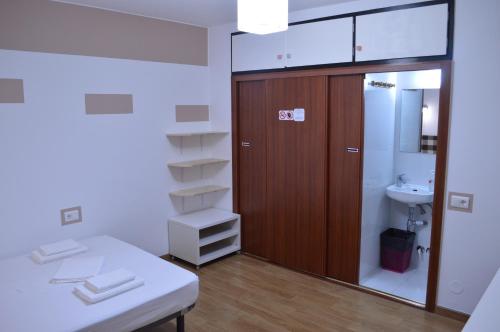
[447,192,474,213]
[61,206,82,225]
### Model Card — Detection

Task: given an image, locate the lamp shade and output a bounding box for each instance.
[237,0,288,35]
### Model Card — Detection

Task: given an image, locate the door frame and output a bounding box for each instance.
[231,60,452,312]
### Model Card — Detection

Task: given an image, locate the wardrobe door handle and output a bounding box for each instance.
[346,147,359,153]
[241,141,251,147]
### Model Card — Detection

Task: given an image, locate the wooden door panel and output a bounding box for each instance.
[327,75,364,284]
[238,80,271,259]
[266,76,327,275]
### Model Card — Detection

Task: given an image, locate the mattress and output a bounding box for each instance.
[0,235,199,332]
[463,268,500,332]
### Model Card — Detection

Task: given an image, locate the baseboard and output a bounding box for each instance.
[435,306,470,323]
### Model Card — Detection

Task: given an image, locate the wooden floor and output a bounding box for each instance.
[152,254,464,332]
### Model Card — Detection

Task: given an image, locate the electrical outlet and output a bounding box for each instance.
[61,206,82,225]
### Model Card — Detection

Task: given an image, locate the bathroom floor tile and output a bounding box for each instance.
[360,267,428,304]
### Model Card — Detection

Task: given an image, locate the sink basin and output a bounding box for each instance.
[386,184,434,206]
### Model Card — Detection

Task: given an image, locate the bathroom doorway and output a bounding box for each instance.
[359,69,443,306]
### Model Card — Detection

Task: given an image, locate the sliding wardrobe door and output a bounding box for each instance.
[327,75,364,283]
[266,76,327,275]
[237,80,271,259]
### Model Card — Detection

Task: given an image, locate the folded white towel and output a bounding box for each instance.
[31,245,88,264]
[84,268,136,293]
[39,239,81,256]
[50,256,104,284]
[74,278,145,304]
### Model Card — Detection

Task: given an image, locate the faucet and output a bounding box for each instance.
[396,173,408,187]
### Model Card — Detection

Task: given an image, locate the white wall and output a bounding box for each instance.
[208,23,234,212]
[0,49,210,258]
[438,0,500,314]
[209,0,500,314]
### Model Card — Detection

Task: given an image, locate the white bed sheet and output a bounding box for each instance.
[463,268,500,332]
[0,235,199,332]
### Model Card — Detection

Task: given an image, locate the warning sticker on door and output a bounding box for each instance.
[293,108,305,122]
[278,110,294,121]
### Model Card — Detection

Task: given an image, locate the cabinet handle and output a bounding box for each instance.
[286,53,292,59]
[347,147,359,153]
[277,54,283,60]
[241,141,251,147]
[356,45,363,52]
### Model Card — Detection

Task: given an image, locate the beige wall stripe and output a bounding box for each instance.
[85,94,133,115]
[176,105,210,122]
[0,0,207,66]
[0,79,24,103]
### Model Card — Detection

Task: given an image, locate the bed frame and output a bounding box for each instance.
[135,304,195,332]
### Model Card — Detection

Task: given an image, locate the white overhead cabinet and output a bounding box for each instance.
[355,4,449,62]
[285,18,353,67]
[232,31,286,72]
[232,3,451,72]
[232,17,353,72]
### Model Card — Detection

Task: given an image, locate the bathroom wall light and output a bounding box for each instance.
[422,105,431,126]
[237,0,288,35]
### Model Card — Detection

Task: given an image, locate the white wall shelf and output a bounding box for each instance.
[166,130,229,154]
[169,185,229,198]
[168,208,241,268]
[166,130,228,138]
[168,158,229,168]
[199,228,239,247]
[199,242,239,265]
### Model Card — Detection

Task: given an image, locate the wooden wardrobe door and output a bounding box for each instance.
[266,76,327,275]
[327,75,364,284]
[237,80,271,259]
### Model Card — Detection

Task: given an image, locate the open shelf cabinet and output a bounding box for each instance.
[168,208,241,268]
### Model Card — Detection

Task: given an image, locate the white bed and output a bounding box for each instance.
[463,267,500,332]
[0,235,199,332]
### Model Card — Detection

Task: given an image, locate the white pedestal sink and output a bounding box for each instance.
[386,184,434,206]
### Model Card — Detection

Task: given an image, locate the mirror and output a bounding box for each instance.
[400,89,439,154]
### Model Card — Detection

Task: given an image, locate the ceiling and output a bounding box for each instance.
[53,0,353,27]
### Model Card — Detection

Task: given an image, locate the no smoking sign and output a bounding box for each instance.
[278,110,294,121]
[278,109,305,122]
